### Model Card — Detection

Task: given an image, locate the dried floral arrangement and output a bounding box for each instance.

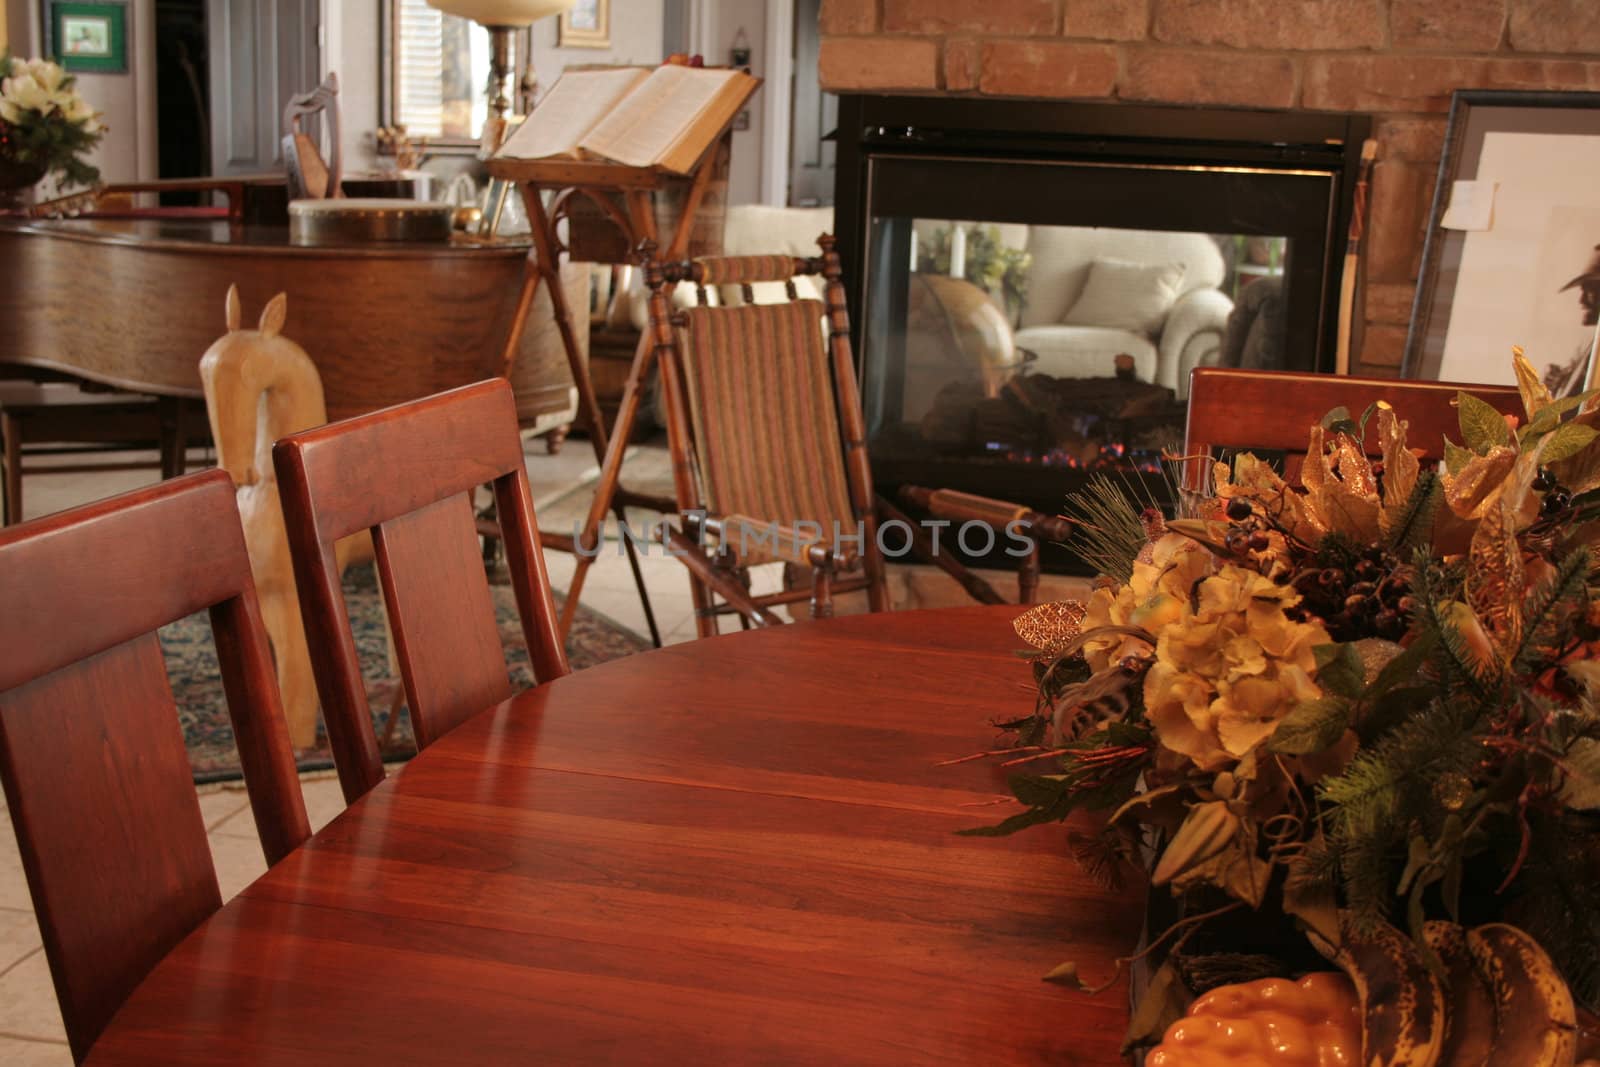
[977,352,1600,1065]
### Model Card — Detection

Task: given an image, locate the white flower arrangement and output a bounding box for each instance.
[0,55,104,189]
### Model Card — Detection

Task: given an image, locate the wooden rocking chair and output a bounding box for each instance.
[642,236,1069,635]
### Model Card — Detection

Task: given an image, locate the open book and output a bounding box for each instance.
[496,65,760,176]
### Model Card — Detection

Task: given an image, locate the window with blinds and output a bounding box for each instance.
[391,0,491,140]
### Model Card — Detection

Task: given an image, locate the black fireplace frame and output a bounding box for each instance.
[830,95,1371,570]
[835,98,1369,454]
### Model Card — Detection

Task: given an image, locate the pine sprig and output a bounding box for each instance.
[1383,471,1441,554]
[1412,555,1502,698]
[1062,475,1149,584]
[1513,547,1592,674]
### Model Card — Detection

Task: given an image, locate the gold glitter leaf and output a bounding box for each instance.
[1513,345,1555,421]
[1377,404,1419,517]
[1467,496,1525,647]
[1013,600,1087,656]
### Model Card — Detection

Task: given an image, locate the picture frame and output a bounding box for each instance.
[1404,89,1600,394]
[558,0,610,49]
[45,1,128,74]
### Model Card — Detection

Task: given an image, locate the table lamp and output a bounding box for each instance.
[425,0,575,125]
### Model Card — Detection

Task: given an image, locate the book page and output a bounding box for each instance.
[579,66,738,169]
[496,67,648,160]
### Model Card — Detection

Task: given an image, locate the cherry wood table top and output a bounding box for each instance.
[86,605,1142,1065]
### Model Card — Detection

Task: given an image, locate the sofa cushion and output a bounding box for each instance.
[1013,325,1159,383]
[1021,227,1226,328]
[1061,257,1186,334]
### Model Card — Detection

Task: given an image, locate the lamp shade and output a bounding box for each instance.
[425,0,574,26]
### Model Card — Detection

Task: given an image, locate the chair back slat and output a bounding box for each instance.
[374,493,512,747]
[0,635,219,1062]
[679,300,856,535]
[0,474,254,691]
[273,379,569,805]
[0,469,309,1062]
[1185,367,1524,467]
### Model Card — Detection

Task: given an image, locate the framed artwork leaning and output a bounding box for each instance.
[45,1,128,74]
[1408,91,1600,391]
[1405,90,1600,393]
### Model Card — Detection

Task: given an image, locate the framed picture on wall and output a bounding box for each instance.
[558,0,610,49]
[1405,89,1600,394]
[45,1,128,74]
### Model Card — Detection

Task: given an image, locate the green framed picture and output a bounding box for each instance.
[47,1,128,74]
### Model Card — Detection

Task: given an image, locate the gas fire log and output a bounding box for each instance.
[919,360,1185,458]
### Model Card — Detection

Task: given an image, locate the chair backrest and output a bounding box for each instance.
[272,378,569,805]
[0,469,309,1063]
[1184,367,1525,484]
[642,238,879,554]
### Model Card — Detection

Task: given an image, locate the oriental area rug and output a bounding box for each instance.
[162,564,649,783]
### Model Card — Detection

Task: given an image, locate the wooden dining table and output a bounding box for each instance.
[86,605,1143,1065]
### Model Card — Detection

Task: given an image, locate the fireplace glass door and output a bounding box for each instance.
[856,153,1342,525]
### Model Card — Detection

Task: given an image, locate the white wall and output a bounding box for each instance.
[529,0,666,83]
[707,0,764,205]
[327,0,382,173]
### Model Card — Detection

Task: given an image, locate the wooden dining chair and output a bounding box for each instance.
[0,469,310,1064]
[272,378,570,805]
[1183,366,1525,487]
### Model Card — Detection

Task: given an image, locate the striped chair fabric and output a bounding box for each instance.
[691,254,807,287]
[677,299,856,564]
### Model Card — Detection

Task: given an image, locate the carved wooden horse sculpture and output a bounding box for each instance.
[200,286,370,747]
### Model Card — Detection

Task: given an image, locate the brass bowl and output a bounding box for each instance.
[288,198,456,245]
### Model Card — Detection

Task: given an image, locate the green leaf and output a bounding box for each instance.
[1457,390,1514,454]
[1358,686,1437,744]
[1522,389,1600,439]
[1268,696,1352,755]
[1443,436,1477,473]
[956,804,1067,837]
[1320,405,1353,431]
[1540,421,1600,463]
[1008,774,1072,810]
[1314,642,1366,700]
[1367,629,1438,699]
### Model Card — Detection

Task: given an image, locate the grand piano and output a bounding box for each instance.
[0,213,585,427]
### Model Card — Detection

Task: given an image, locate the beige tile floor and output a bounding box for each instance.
[0,434,769,1063]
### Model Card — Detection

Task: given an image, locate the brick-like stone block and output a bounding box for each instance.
[1359,323,1411,369]
[1122,48,1295,108]
[1375,116,1446,164]
[977,40,1119,98]
[1065,0,1149,41]
[944,38,981,91]
[1366,160,1431,284]
[1391,0,1506,50]
[820,0,879,35]
[884,0,1057,35]
[1153,0,1382,50]
[1304,55,1486,112]
[1367,282,1418,325]
[820,37,941,91]
[1479,57,1600,92]
[1510,0,1600,53]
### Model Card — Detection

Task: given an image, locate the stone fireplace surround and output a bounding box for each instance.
[817,0,1600,378]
